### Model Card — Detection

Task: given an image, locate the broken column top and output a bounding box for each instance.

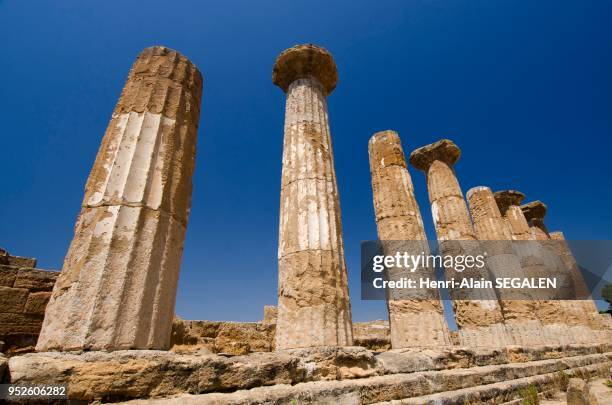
[368,130,407,168]
[116,45,203,119]
[493,190,526,215]
[521,200,548,221]
[466,186,492,200]
[409,139,461,171]
[272,44,338,95]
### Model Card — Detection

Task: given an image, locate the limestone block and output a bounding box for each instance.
[262,305,277,325]
[353,320,391,351]
[13,268,58,291]
[6,255,37,268]
[170,319,275,354]
[0,313,43,335]
[0,265,18,287]
[0,286,29,312]
[567,378,598,405]
[23,291,52,315]
[215,322,274,353]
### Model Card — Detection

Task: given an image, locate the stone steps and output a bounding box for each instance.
[375,363,603,404]
[115,352,611,404]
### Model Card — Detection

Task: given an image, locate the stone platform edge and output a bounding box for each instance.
[4,342,611,402]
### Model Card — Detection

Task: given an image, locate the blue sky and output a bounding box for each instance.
[1,1,611,323]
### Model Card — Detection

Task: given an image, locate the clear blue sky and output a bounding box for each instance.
[1,1,611,323]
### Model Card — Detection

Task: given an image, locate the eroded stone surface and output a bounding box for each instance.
[522,200,550,240]
[0,262,58,354]
[36,46,203,352]
[272,44,337,95]
[8,344,610,403]
[409,140,507,346]
[262,305,277,325]
[493,190,526,216]
[274,44,352,350]
[170,318,275,355]
[368,130,450,348]
[467,186,545,345]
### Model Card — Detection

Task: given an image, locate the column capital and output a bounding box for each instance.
[521,200,547,222]
[409,139,461,171]
[272,44,338,95]
[493,190,525,215]
[368,130,407,169]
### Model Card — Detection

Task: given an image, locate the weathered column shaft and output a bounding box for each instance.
[549,231,598,315]
[494,190,531,241]
[37,47,202,351]
[521,201,597,343]
[273,45,352,350]
[410,140,509,347]
[368,130,450,348]
[467,187,544,345]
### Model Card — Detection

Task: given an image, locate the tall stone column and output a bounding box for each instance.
[368,130,450,348]
[550,231,608,341]
[549,231,598,314]
[522,202,598,343]
[494,192,571,344]
[409,139,509,347]
[467,187,544,345]
[273,44,352,350]
[36,46,202,351]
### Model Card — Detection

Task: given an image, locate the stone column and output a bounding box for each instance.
[549,232,598,314]
[36,46,202,351]
[493,190,531,241]
[550,231,608,341]
[273,44,352,350]
[368,130,450,348]
[522,203,598,343]
[494,192,570,344]
[467,187,544,345]
[409,139,509,347]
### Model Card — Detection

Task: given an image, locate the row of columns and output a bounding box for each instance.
[371,134,607,347]
[36,43,605,354]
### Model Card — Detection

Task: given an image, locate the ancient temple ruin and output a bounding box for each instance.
[1,43,611,404]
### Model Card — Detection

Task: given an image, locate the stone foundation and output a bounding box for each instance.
[7,343,610,403]
[0,249,58,354]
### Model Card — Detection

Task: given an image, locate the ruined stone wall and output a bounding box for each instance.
[0,250,58,354]
[171,311,392,354]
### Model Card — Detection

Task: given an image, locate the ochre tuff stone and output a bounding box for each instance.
[273,44,352,350]
[272,44,338,95]
[7,344,611,403]
[493,189,525,216]
[0,261,58,354]
[368,130,450,348]
[408,138,461,172]
[36,46,203,352]
[410,139,508,347]
[466,186,545,346]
